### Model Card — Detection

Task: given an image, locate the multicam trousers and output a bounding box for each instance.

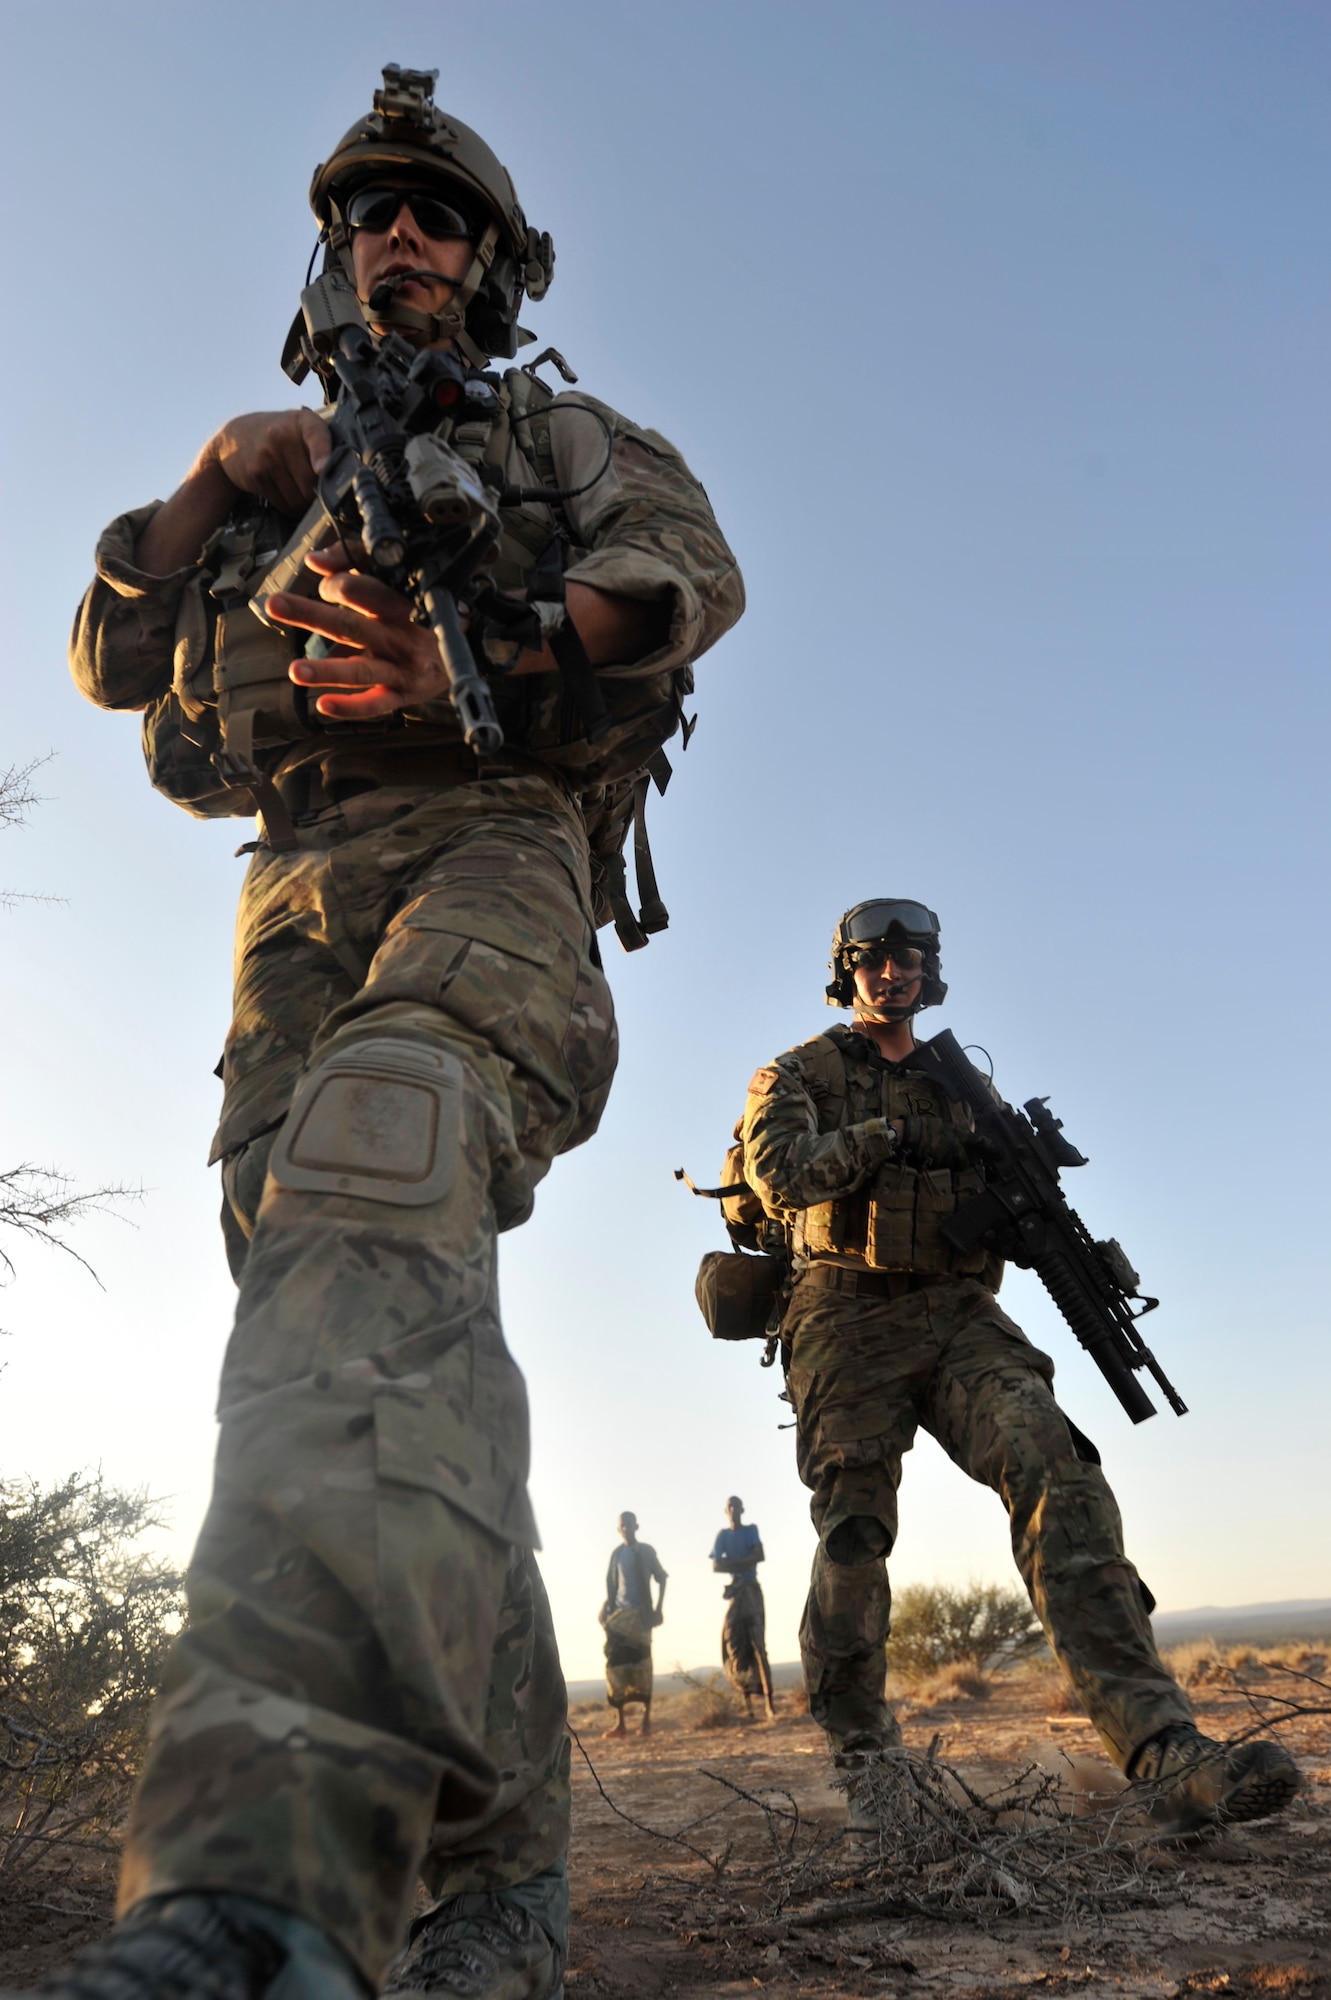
[785,1273,1194,1774]
[117,775,617,1984]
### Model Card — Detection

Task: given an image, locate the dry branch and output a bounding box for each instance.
[0,1165,140,1287]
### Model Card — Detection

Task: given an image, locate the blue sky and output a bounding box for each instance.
[0,1,1326,1680]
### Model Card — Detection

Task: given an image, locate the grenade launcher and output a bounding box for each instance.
[914,1029,1187,1425]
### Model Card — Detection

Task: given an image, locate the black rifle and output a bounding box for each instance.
[256,323,510,753]
[913,1028,1187,1425]
[255,300,618,756]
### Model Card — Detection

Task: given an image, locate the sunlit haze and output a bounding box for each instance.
[0,1,1326,1683]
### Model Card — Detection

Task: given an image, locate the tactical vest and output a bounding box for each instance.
[158,366,689,949]
[761,1030,1002,1284]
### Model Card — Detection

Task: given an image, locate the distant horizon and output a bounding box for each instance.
[565,1595,1331,1700]
[1152,1597,1331,1621]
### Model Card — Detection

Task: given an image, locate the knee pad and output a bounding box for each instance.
[825,1515,893,1565]
[268,1038,463,1206]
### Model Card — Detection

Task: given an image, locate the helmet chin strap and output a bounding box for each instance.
[331,218,501,368]
[854,991,926,1025]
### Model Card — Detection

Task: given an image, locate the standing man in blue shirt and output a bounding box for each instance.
[599,1513,667,1737]
[711,1496,777,1720]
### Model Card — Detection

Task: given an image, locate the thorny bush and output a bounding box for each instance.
[0,1473,183,1883]
[888,1579,1045,1681]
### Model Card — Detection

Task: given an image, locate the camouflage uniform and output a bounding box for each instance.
[70,396,742,1984]
[741,1023,1194,1775]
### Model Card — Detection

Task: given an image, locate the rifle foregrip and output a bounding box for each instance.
[1035,1248,1158,1424]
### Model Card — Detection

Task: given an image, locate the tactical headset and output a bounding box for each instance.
[825,898,947,1011]
[283,64,554,386]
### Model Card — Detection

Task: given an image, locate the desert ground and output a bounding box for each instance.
[1,1648,1327,2000]
[561,1648,1331,2000]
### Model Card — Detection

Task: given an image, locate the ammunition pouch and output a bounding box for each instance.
[695,1250,785,1341]
[213,605,310,780]
[797,1161,994,1277]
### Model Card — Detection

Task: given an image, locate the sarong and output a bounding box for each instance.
[721,1578,770,1698]
[603,1606,653,1706]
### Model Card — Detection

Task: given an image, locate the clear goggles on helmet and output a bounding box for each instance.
[344,184,477,241]
[841,898,938,945]
[847,941,926,975]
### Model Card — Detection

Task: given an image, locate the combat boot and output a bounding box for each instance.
[5,1891,368,2000]
[838,1741,910,1841]
[383,1893,562,2000]
[1130,1722,1300,1833]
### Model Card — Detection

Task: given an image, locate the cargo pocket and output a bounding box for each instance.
[370,890,561,1041]
[815,1394,903,1467]
[374,1386,541,1550]
[371,1380,541,1773]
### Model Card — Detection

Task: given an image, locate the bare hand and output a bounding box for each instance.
[269,549,450,722]
[198,409,332,514]
[134,409,333,577]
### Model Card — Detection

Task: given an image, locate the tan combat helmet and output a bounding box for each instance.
[283,63,554,382]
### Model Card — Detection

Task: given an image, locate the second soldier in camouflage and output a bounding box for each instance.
[738,898,1299,1834]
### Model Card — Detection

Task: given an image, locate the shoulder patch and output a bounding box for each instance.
[746,1066,782,1098]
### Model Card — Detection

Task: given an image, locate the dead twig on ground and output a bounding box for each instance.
[567,1726,735,1876]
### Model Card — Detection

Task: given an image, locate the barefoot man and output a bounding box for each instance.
[711,1495,777,1719]
[599,1513,667,1737]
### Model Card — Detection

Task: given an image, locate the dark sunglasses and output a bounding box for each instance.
[345,185,476,241]
[848,943,926,974]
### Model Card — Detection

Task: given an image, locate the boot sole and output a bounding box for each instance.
[1220,1760,1301,1824]
[1150,1758,1300,1836]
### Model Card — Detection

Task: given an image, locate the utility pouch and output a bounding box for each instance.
[800,1200,844,1257]
[865,1162,919,1270]
[916,1163,988,1273]
[865,1161,993,1274]
[695,1250,785,1341]
[213,605,309,777]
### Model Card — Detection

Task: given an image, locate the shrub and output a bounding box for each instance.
[0,1472,184,1880]
[674,1671,744,1730]
[906,1664,992,1708]
[888,1580,1043,1682]
[1164,1640,1328,1689]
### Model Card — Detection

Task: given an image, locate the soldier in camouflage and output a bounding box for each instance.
[48,65,742,2000]
[740,898,1298,1834]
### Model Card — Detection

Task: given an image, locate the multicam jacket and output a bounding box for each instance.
[741,1023,1004,1285]
[69,367,744,943]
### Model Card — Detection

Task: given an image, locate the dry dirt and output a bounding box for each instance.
[561,1661,1331,2000]
[0,1662,1326,2000]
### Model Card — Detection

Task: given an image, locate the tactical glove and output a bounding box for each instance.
[897,1115,983,1170]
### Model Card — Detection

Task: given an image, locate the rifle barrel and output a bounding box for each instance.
[419,582,504,755]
